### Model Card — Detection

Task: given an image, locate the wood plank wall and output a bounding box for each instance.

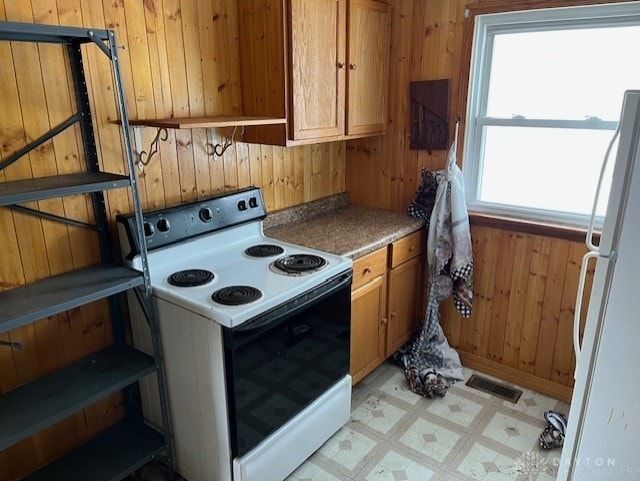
[0,1,344,479]
[345,0,602,402]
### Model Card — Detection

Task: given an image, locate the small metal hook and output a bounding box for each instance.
[138,127,168,171]
[0,340,22,349]
[206,125,245,158]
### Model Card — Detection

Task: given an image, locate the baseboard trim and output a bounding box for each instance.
[458,352,573,403]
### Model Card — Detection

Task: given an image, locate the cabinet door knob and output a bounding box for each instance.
[381,317,388,325]
[337,62,345,69]
[391,311,396,318]
[349,64,357,70]
[409,245,415,251]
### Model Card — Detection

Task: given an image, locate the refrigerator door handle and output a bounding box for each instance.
[573,250,599,376]
[586,123,621,252]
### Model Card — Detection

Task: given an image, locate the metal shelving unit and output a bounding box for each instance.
[0,21,173,480]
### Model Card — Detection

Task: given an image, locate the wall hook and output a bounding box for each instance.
[137,127,168,171]
[206,125,244,158]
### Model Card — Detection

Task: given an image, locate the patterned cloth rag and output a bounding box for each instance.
[396,126,473,398]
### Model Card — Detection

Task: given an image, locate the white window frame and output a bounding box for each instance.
[463,2,640,226]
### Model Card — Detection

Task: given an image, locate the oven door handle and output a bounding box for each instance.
[231,270,352,336]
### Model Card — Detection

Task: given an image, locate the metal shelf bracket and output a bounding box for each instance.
[132,127,168,171]
[205,125,244,158]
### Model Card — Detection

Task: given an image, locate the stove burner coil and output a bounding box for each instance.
[168,269,214,287]
[211,286,263,305]
[245,244,285,258]
[272,254,327,275]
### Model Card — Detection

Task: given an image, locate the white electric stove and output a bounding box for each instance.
[117,187,353,481]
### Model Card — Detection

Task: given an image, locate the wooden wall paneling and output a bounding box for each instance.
[177,131,198,203]
[194,0,220,200]
[377,135,392,209]
[321,144,333,200]
[344,141,363,204]
[473,227,500,356]
[198,0,221,116]
[421,1,441,79]
[333,142,343,196]
[235,140,251,190]
[178,0,205,203]
[140,1,170,210]
[222,137,240,191]
[486,230,516,363]
[533,238,570,379]
[283,146,295,205]
[388,2,409,213]
[455,226,483,353]
[501,233,533,368]
[162,0,197,204]
[550,241,584,386]
[181,0,205,116]
[310,143,322,202]
[273,145,285,208]
[301,144,312,201]
[295,145,306,205]
[260,144,275,211]
[517,236,551,374]
[219,0,243,115]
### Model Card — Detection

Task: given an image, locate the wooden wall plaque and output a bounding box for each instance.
[410,79,450,152]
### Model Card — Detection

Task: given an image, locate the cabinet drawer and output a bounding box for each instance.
[352,247,387,290]
[389,230,425,268]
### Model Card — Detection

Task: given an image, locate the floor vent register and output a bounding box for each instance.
[465,374,523,403]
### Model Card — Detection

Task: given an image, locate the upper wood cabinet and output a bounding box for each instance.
[237,0,391,146]
[346,0,390,137]
[289,0,346,140]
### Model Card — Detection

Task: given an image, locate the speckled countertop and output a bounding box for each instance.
[264,193,425,259]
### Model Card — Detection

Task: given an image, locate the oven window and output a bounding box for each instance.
[224,275,351,457]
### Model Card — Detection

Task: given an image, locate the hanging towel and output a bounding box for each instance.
[396,123,473,397]
[427,130,473,317]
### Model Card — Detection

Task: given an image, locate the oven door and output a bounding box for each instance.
[223,270,352,458]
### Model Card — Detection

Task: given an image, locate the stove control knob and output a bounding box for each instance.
[249,197,258,208]
[237,200,247,211]
[157,218,170,233]
[199,207,213,222]
[143,222,155,237]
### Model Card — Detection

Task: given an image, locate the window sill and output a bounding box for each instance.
[468,211,601,243]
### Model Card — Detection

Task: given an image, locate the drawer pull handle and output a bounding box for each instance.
[363,267,371,274]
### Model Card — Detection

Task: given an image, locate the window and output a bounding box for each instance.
[463,3,640,225]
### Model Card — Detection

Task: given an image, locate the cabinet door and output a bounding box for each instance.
[289,0,346,140]
[350,274,387,384]
[386,255,424,356]
[346,0,390,136]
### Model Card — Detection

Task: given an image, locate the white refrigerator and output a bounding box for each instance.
[558,90,640,480]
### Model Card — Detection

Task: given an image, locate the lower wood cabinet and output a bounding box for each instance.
[350,271,387,384]
[386,230,425,355]
[386,255,424,355]
[350,230,426,384]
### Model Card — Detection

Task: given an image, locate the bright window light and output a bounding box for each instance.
[464,4,640,225]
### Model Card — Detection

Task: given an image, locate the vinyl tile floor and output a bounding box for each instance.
[285,362,570,481]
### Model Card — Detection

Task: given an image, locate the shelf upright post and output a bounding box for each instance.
[105,29,175,475]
